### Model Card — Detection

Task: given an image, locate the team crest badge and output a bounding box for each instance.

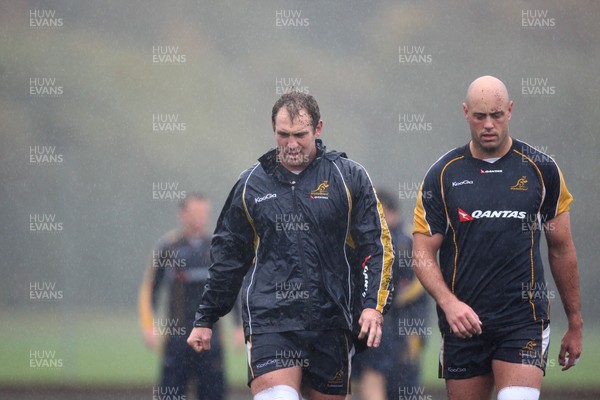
[310,180,329,200]
[510,176,528,191]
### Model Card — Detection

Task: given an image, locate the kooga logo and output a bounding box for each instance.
[255,193,277,203]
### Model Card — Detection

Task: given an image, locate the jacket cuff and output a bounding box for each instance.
[193,320,214,329]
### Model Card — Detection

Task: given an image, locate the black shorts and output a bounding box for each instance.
[439,320,550,379]
[246,330,354,395]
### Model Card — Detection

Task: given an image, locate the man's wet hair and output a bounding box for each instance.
[272,92,321,131]
[178,192,208,209]
[376,189,399,213]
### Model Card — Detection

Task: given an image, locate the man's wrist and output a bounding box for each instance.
[437,293,458,310]
[567,315,583,330]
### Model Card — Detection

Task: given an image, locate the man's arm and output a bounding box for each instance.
[395,238,427,307]
[188,179,255,352]
[544,211,583,370]
[138,262,157,348]
[138,238,171,348]
[346,164,394,347]
[412,232,481,338]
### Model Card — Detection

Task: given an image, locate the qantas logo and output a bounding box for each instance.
[458,208,527,222]
[458,208,474,222]
[480,169,503,174]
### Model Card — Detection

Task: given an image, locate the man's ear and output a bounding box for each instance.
[314,120,323,137]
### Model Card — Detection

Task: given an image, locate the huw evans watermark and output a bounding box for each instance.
[152,46,187,64]
[521,9,555,28]
[521,77,556,97]
[30,281,63,300]
[398,45,432,65]
[152,182,186,201]
[275,10,309,28]
[29,9,63,29]
[30,350,63,368]
[152,250,187,268]
[29,77,63,97]
[152,114,187,132]
[275,281,309,300]
[29,214,63,232]
[30,146,63,165]
[152,386,186,400]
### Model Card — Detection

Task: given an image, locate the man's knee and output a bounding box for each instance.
[253,385,299,400]
[497,386,540,400]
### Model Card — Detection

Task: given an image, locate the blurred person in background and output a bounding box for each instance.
[351,189,429,400]
[187,92,394,400]
[138,193,243,400]
[412,75,582,400]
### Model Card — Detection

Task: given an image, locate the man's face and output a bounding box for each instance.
[273,107,322,172]
[463,94,513,157]
[179,198,210,238]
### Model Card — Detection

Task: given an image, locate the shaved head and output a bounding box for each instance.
[465,75,510,107]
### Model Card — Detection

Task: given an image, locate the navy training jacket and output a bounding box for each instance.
[194,140,395,336]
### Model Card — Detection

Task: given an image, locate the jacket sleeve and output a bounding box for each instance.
[194,177,256,328]
[347,163,395,314]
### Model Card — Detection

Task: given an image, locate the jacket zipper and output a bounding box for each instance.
[290,181,312,329]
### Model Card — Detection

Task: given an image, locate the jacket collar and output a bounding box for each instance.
[258,139,346,175]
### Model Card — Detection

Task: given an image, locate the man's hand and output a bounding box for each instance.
[441,297,482,338]
[558,325,583,371]
[412,233,481,339]
[187,327,213,352]
[358,308,384,348]
[143,328,157,349]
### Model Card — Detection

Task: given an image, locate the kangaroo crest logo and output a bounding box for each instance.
[523,340,537,351]
[310,180,329,199]
[511,176,528,191]
[327,369,345,386]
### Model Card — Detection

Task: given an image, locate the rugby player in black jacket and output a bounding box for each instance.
[187,92,394,400]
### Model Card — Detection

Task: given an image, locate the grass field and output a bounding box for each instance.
[0,308,597,393]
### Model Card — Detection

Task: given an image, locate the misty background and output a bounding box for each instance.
[1,0,599,393]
